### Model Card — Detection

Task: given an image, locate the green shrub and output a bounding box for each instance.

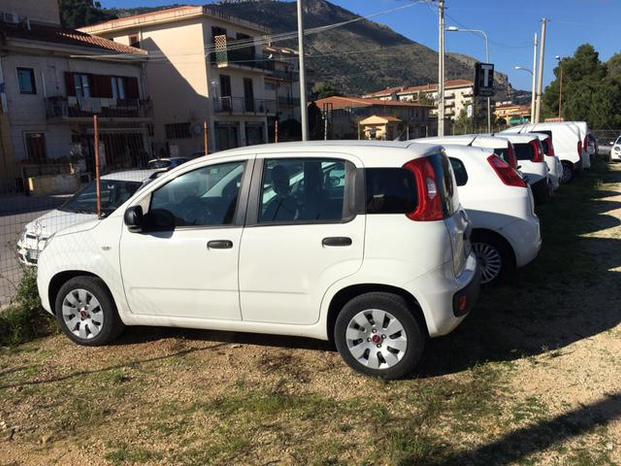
[0,268,57,346]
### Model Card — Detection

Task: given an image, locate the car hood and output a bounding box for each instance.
[24,209,97,238]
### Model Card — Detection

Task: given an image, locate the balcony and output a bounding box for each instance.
[213,35,271,73]
[214,97,276,115]
[45,96,152,121]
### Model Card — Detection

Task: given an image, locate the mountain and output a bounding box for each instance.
[66,0,521,99]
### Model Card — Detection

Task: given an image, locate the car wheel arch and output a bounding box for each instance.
[326,284,429,343]
[471,228,517,269]
[49,271,112,315]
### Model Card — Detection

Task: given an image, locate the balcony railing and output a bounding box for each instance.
[45,96,152,120]
[214,97,276,115]
[277,96,300,107]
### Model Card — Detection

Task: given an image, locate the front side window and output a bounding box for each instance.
[259,158,352,223]
[60,180,142,216]
[150,161,245,227]
[17,68,36,94]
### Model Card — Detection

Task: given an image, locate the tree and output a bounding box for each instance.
[58,0,116,29]
[542,43,621,128]
[312,82,342,100]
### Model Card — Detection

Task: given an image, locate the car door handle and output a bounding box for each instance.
[207,240,233,249]
[322,237,352,247]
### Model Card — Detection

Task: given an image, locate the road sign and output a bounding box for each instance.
[474,62,494,97]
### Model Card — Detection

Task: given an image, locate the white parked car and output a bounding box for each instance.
[519,132,562,191]
[442,145,541,284]
[501,122,583,183]
[611,136,621,161]
[36,141,481,379]
[496,133,551,204]
[413,135,519,169]
[17,170,160,266]
[570,121,592,169]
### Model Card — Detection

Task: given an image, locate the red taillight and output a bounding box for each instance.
[487,154,527,188]
[583,136,589,153]
[403,158,445,221]
[530,141,544,162]
[548,138,556,156]
[578,140,583,156]
[507,143,518,169]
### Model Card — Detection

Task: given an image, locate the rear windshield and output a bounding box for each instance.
[365,168,418,214]
[514,143,534,161]
[493,147,512,165]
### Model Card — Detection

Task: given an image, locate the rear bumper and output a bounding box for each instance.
[502,217,542,268]
[406,252,480,337]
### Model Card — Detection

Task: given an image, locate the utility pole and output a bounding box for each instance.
[437,0,446,136]
[557,57,564,119]
[535,18,547,123]
[531,33,538,123]
[297,0,309,141]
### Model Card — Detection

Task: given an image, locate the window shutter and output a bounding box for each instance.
[65,72,76,97]
[126,77,139,99]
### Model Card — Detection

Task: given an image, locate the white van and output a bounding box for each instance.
[36,141,480,379]
[501,122,583,183]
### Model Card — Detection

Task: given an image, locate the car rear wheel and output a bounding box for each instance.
[471,232,514,285]
[561,162,574,183]
[334,292,425,379]
[55,276,125,346]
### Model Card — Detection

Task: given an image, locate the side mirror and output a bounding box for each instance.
[124,205,144,232]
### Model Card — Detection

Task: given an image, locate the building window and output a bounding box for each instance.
[74,74,91,98]
[129,34,140,48]
[111,77,126,100]
[17,68,36,95]
[165,122,192,139]
[25,132,46,162]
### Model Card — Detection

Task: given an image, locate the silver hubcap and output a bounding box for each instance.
[61,289,104,340]
[345,309,407,370]
[473,242,502,284]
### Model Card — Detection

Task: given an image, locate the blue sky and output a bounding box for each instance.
[100,0,619,92]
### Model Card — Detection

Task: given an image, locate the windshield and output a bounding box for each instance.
[513,143,534,161]
[59,179,142,215]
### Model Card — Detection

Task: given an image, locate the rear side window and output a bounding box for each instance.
[365,168,418,214]
[449,158,468,186]
[494,147,511,165]
[514,143,534,161]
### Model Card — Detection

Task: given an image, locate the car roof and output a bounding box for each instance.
[497,133,538,143]
[516,132,550,141]
[100,169,160,182]
[183,140,445,164]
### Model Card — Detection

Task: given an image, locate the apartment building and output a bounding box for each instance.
[494,102,531,125]
[263,45,300,141]
[363,80,480,121]
[313,96,432,140]
[82,6,290,155]
[0,0,151,192]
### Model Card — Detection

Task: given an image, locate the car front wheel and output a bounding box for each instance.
[55,276,125,346]
[334,292,425,379]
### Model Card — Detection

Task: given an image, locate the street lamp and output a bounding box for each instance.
[447,26,491,133]
[556,55,564,120]
[514,66,536,123]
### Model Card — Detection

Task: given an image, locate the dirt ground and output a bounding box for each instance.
[1,161,620,466]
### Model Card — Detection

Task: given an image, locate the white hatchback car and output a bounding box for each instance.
[443,145,541,284]
[519,132,562,191]
[17,170,160,266]
[36,141,481,379]
[497,133,551,204]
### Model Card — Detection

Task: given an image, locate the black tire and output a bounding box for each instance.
[334,292,426,380]
[561,161,574,183]
[471,231,515,286]
[54,276,125,346]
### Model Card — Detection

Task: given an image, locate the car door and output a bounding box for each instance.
[119,157,252,320]
[238,154,365,325]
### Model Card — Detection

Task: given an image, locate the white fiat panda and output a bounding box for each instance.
[36,141,480,379]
